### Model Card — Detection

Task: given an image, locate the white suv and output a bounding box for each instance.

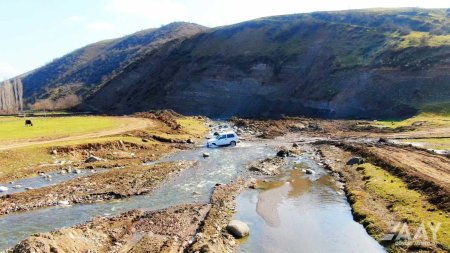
[207,131,239,147]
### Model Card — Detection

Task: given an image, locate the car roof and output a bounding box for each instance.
[219,131,237,135]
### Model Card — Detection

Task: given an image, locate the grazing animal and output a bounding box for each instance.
[25,120,33,127]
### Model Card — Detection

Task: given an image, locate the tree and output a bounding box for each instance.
[54,94,81,110]
[32,94,81,112]
[32,99,54,111]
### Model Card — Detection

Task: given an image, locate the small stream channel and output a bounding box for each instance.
[0,138,385,252]
[235,152,385,253]
[0,142,273,250]
[0,169,110,196]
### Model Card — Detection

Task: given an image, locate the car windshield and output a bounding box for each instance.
[218,135,226,139]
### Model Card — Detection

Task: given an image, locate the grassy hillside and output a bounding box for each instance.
[84,8,450,119]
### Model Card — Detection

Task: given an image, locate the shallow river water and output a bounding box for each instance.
[235,152,385,253]
[0,140,385,252]
[0,142,273,250]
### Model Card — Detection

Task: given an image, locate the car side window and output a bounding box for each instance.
[219,135,226,140]
[227,134,235,138]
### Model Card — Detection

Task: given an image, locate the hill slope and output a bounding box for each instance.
[84,8,450,119]
[19,22,208,105]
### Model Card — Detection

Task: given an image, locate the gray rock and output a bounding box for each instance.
[85,156,101,163]
[0,186,9,192]
[74,169,82,174]
[12,185,22,189]
[202,152,210,158]
[227,220,250,238]
[58,200,70,206]
[276,148,290,157]
[378,137,388,143]
[305,169,314,174]
[346,157,365,166]
[186,138,195,144]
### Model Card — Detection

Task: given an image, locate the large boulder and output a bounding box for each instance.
[226,220,250,238]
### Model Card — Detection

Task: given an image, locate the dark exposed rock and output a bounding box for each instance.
[276,148,290,157]
[346,156,365,166]
[85,156,102,163]
[378,137,388,143]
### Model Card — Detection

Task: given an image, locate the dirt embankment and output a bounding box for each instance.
[331,142,450,212]
[317,144,449,252]
[8,180,247,253]
[0,161,195,215]
[9,204,210,253]
[186,180,248,252]
[232,116,450,141]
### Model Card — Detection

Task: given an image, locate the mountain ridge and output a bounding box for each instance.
[3,8,450,119]
[83,8,450,119]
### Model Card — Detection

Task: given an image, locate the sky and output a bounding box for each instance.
[0,0,449,80]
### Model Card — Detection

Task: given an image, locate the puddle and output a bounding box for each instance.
[235,154,386,253]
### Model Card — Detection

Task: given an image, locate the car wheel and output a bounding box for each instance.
[230,141,236,147]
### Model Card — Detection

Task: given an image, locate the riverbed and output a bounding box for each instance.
[0,140,385,252]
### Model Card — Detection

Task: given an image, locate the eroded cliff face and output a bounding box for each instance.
[0,79,23,113]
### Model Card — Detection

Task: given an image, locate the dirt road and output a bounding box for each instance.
[0,117,153,151]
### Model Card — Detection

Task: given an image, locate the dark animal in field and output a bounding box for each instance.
[25,120,33,127]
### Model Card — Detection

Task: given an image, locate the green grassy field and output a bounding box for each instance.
[0,115,208,183]
[0,116,117,142]
[373,113,450,129]
[370,102,450,129]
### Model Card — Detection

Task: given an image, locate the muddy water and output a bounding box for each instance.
[235,153,385,253]
[0,142,274,250]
